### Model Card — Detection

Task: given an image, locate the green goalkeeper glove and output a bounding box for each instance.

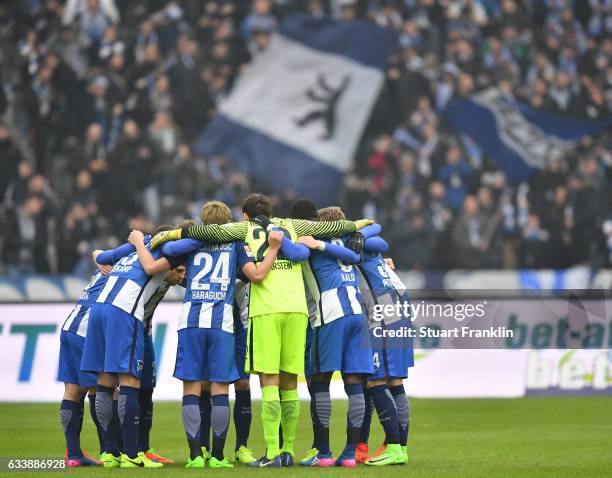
[354,219,375,230]
[149,228,183,249]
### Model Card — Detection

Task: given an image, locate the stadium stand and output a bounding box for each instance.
[0,0,610,278]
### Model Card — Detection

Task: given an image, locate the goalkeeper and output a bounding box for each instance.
[151,193,372,467]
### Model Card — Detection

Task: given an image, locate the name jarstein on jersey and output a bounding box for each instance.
[271,260,293,270]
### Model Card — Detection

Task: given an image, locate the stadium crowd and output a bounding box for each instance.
[0,0,610,275]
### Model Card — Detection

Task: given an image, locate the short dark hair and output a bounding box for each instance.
[242,193,273,218]
[176,219,195,229]
[290,198,318,220]
[153,224,173,235]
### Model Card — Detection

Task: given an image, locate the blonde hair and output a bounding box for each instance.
[317,206,346,221]
[200,201,232,225]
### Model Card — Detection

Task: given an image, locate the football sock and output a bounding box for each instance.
[111,398,123,452]
[310,380,331,455]
[88,394,105,455]
[118,386,140,459]
[138,388,153,452]
[370,385,400,444]
[360,386,373,443]
[95,385,119,456]
[77,395,85,435]
[199,391,212,451]
[182,395,202,460]
[307,384,317,449]
[211,394,230,460]
[60,399,82,459]
[234,389,252,450]
[344,382,365,453]
[277,382,284,448]
[389,385,410,446]
[261,385,281,459]
[280,388,300,455]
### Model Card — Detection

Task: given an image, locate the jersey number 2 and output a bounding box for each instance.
[191,252,230,291]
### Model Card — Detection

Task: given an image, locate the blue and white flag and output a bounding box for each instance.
[194,15,397,203]
[444,88,612,183]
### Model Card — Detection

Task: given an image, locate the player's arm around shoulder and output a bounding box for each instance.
[240,230,283,284]
[272,224,310,262]
[185,221,249,243]
[149,222,249,249]
[289,218,375,238]
[128,230,172,276]
[297,235,361,264]
[92,250,113,275]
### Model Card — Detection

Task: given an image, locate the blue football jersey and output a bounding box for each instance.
[358,251,410,326]
[62,270,109,337]
[178,241,250,333]
[308,236,362,326]
[96,247,182,321]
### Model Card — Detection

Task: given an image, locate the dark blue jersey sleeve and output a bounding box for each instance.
[236,240,254,269]
[359,223,382,240]
[280,236,310,262]
[364,235,389,254]
[321,239,361,264]
[237,269,249,283]
[96,235,152,265]
[162,238,206,257]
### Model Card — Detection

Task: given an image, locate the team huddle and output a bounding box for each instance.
[57,193,414,469]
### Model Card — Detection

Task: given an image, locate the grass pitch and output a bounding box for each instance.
[0,398,611,478]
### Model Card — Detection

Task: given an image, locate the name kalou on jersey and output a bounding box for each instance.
[308,236,363,327]
[62,271,108,337]
[178,240,250,333]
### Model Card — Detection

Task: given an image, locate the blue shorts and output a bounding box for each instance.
[369,319,414,380]
[304,323,314,380]
[311,314,373,375]
[81,303,144,379]
[58,330,97,388]
[141,335,157,389]
[234,325,249,381]
[174,328,239,383]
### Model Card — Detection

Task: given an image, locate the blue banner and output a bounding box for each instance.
[444,88,612,183]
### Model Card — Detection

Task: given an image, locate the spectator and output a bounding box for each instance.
[0,126,21,199]
[453,195,498,269]
[0,0,609,275]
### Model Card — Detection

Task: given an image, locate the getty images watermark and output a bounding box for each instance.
[370,299,506,339]
[364,290,612,349]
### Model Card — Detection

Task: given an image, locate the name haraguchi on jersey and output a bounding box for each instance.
[96,247,182,321]
[62,271,109,337]
[308,236,363,327]
[178,241,250,333]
